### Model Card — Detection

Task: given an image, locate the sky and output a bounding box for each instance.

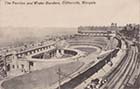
[0,0,140,27]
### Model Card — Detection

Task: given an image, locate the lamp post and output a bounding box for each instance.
[56,66,72,89]
[58,67,61,89]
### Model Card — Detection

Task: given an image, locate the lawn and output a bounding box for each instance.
[2,61,84,89]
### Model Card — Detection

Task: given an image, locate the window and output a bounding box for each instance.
[12,65,15,69]
[17,65,19,68]
[21,64,24,68]
[29,61,34,66]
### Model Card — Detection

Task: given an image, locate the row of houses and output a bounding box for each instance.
[77,23,121,36]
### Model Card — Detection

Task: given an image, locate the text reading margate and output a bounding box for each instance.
[5,0,96,5]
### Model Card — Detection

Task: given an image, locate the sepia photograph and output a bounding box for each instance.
[0,0,140,89]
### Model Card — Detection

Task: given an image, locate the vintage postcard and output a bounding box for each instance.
[0,0,140,89]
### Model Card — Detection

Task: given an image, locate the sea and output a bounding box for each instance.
[0,27,77,48]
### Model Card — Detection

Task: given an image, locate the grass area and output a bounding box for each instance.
[75,47,97,54]
[2,61,84,89]
[60,54,73,58]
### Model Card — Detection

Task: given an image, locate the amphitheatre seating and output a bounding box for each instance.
[67,36,118,51]
[67,37,108,50]
[68,42,106,50]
